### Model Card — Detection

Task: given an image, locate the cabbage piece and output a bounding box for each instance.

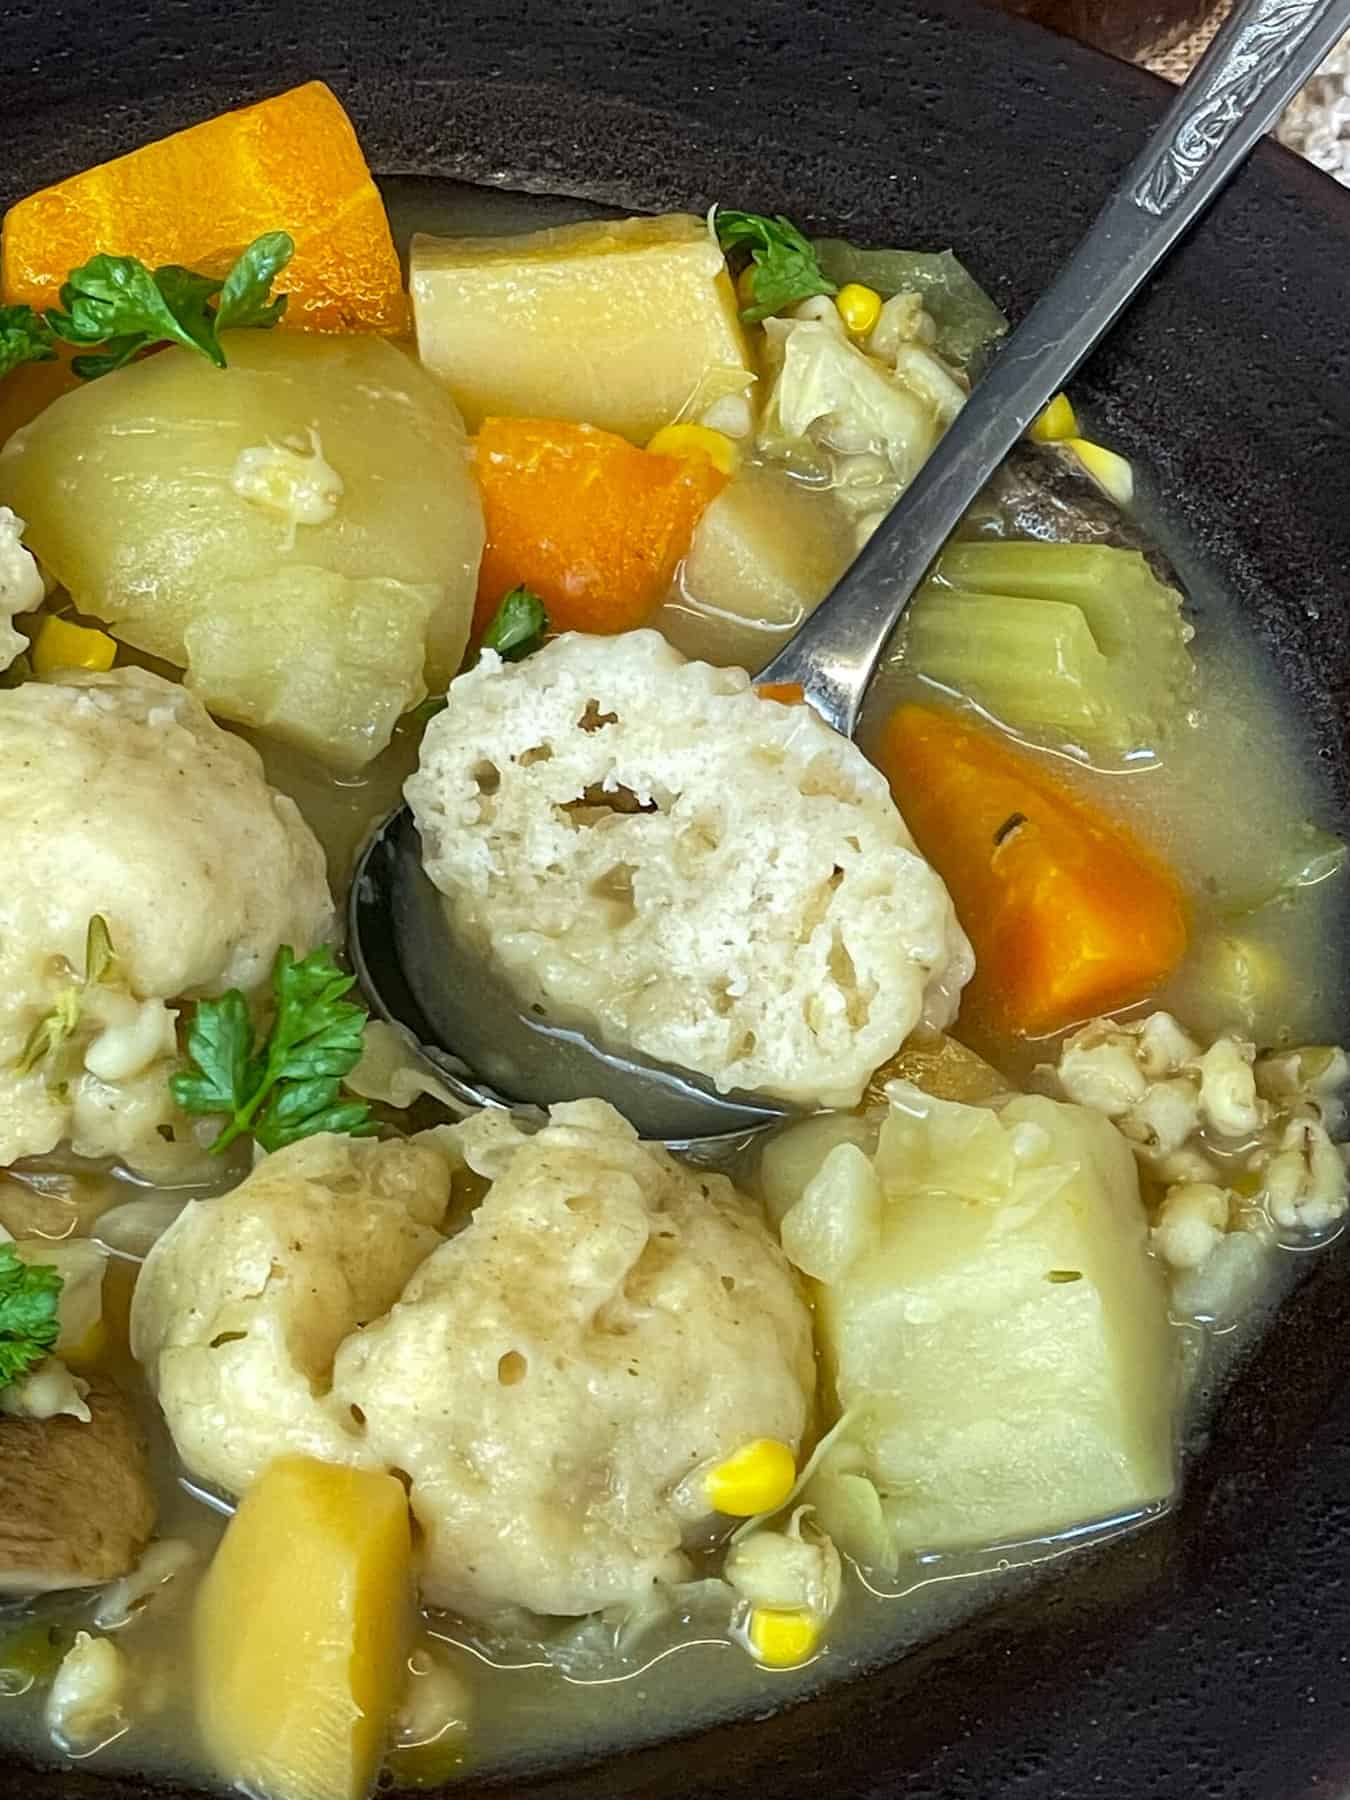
[905,540,1195,752]
[757,320,941,488]
[784,1082,1177,1561]
[812,241,1007,370]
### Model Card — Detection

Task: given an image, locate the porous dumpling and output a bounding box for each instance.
[405,631,972,1109]
[132,1103,815,1619]
[0,668,332,1172]
[130,1133,454,1491]
[336,1101,815,1617]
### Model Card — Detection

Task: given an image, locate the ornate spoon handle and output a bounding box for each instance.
[757,0,1350,737]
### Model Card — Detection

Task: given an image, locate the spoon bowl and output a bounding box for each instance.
[348,807,793,1149]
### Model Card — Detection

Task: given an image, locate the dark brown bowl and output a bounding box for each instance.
[4,1,1350,1795]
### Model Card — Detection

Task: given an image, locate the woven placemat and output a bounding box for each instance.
[1141,3,1350,184]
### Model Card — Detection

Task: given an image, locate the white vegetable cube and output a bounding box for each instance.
[410,213,754,442]
[791,1085,1176,1561]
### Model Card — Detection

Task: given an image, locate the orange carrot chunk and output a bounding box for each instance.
[473,416,727,636]
[878,703,1188,1037]
[756,681,806,706]
[1,82,406,335]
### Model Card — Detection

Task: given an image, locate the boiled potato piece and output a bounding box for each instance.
[661,463,853,669]
[194,1456,413,1800]
[785,1084,1176,1566]
[411,213,753,441]
[183,568,441,770]
[0,335,483,769]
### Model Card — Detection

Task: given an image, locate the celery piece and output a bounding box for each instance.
[907,589,1119,739]
[812,241,1007,369]
[904,541,1194,752]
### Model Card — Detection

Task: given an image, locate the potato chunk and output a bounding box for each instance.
[667,463,855,666]
[411,213,753,441]
[780,1084,1177,1566]
[194,1456,413,1800]
[0,335,484,769]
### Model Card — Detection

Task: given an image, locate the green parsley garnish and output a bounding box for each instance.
[411,586,551,728]
[0,1244,62,1392]
[171,944,377,1156]
[715,210,837,324]
[0,305,57,383]
[32,231,293,382]
[482,585,549,661]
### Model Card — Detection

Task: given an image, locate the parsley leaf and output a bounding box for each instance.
[169,989,253,1119]
[0,1244,62,1391]
[215,231,293,331]
[481,586,549,661]
[0,305,56,381]
[42,231,295,383]
[715,209,838,324]
[171,945,376,1155]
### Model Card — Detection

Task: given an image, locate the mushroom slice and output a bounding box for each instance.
[0,1374,156,1594]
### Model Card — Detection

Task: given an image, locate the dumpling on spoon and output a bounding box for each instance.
[405,630,971,1110]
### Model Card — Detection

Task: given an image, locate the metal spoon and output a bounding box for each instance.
[350,0,1350,1144]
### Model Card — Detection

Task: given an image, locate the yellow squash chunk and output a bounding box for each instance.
[194,1456,413,1800]
[411,213,754,441]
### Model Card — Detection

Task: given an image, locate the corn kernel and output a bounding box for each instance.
[1064,437,1134,507]
[1029,391,1079,443]
[747,1608,821,1668]
[736,265,758,311]
[704,1438,796,1517]
[32,615,117,677]
[835,283,883,336]
[646,422,739,478]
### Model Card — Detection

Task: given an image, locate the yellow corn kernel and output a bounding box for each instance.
[32,615,117,676]
[735,265,758,311]
[1029,391,1079,443]
[747,1608,821,1668]
[1064,437,1134,507]
[835,282,882,336]
[704,1438,796,1517]
[646,422,739,477]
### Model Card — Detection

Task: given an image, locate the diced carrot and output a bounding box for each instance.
[756,681,806,706]
[878,703,1188,1037]
[473,417,727,635]
[1,82,407,336]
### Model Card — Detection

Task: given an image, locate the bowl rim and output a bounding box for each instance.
[2,2,1350,1796]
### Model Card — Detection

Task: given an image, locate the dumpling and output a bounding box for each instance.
[0,668,332,1173]
[406,629,972,1109]
[132,1102,816,1618]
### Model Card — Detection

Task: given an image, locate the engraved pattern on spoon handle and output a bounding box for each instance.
[1134,0,1342,213]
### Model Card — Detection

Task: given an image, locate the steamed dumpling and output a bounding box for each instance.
[0,668,332,1173]
[132,1102,815,1618]
[406,629,972,1109]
